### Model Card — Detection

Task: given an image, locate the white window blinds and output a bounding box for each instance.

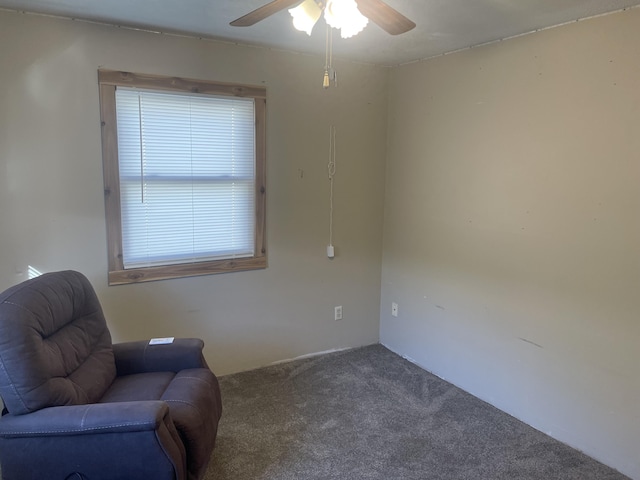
[115,88,256,269]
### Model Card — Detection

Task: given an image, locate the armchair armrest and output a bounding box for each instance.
[0,401,169,437]
[113,338,207,376]
[0,401,187,480]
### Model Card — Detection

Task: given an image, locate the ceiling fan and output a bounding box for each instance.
[230,0,416,37]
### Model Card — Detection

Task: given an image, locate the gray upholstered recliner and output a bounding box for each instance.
[0,270,222,480]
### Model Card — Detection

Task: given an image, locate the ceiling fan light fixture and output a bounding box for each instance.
[338,13,368,38]
[324,0,368,38]
[289,0,323,35]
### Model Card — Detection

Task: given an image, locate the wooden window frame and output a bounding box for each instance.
[98,70,267,285]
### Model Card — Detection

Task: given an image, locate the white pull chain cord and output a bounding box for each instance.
[323,25,336,88]
[327,125,336,258]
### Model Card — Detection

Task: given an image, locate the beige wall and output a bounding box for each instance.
[381,9,640,478]
[0,10,388,375]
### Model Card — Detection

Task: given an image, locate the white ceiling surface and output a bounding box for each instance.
[1,0,639,65]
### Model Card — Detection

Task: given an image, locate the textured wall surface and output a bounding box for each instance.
[0,10,388,375]
[381,9,640,478]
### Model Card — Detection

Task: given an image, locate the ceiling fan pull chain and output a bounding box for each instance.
[323,23,331,88]
[330,24,337,86]
[327,125,337,256]
[323,23,336,89]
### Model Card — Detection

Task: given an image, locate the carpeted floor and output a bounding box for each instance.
[205,344,628,480]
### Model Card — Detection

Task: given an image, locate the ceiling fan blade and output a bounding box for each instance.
[230,0,303,27]
[355,0,416,35]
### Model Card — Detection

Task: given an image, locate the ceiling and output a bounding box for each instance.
[1,0,639,66]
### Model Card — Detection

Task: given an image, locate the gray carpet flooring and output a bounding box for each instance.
[205,344,628,480]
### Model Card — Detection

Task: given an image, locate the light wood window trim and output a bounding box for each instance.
[98,70,267,285]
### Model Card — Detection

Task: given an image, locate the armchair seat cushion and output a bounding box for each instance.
[100,372,176,402]
[101,368,222,479]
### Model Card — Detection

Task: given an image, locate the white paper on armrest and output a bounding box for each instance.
[149,337,175,345]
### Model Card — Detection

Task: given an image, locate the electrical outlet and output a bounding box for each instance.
[391,302,398,317]
[334,305,343,321]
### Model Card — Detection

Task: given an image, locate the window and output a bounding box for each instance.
[98,70,266,285]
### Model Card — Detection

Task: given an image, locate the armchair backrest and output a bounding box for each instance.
[0,271,116,415]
